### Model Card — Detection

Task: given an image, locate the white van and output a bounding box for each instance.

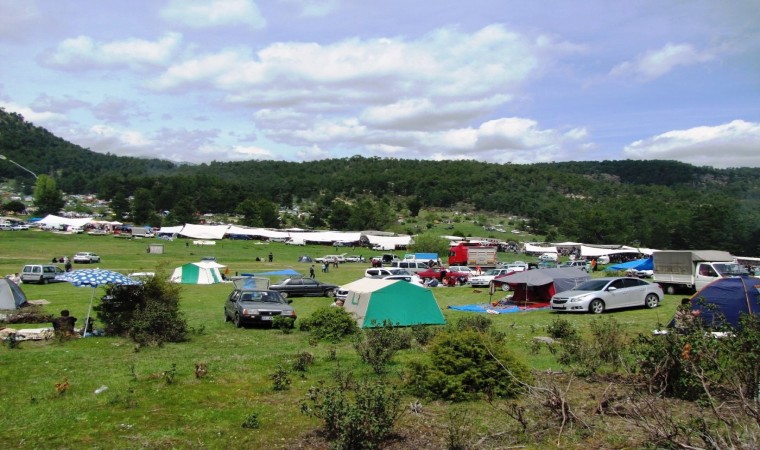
[21,264,65,284]
[389,260,429,274]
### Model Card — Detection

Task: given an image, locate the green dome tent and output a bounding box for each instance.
[341,278,446,328]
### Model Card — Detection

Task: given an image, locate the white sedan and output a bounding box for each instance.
[550,277,662,314]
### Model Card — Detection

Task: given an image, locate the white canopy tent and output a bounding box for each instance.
[36,214,93,228]
[179,224,230,240]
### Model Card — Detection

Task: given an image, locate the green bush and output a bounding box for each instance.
[556,318,627,376]
[96,271,187,346]
[455,315,493,333]
[272,315,295,333]
[411,324,440,347]
[298,307,358,342]
[545,318,578,340]
[301,380,402,450]
[405,329,531,401]
[353,321,408,374]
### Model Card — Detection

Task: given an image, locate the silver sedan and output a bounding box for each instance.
[550,277,663,314]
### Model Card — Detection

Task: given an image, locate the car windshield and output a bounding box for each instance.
[573,279,611,291]
[714,263,748,276]
[483,269,500,276]
[240,291,285,303]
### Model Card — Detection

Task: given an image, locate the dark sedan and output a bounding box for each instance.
[269,277,338,298]
[224,289,296,327]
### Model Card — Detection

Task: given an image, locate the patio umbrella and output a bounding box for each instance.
[55,269,141,335]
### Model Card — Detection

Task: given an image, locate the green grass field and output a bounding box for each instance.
[0,230,680,448]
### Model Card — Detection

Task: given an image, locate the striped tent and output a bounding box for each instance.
[342,278,446,328]
[170,261,225,284]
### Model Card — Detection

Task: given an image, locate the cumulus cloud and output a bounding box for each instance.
[161,0,265,29]
[43,32,182,70]
[609,42,716,81]
[623,120,760,168]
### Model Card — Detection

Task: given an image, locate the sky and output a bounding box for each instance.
[1,0,759,168]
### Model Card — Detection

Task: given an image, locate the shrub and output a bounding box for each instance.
[272,315,295,333]
[455,315,492,333]
[411,324,440,347]
[298,307,358,342]
[270,365,291,391]
[545,318,578,340]
[241,411,260,429]
[292,351,314,376]
[556,317,627,376]
[301,380,402,450]
[405,329,531,401]
[353,321,408,374]
[95,271,187,346]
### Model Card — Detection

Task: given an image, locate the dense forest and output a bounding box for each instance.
[2,108,759,255]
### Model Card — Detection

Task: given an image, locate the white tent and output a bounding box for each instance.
[36,214,93,228]
[365,235,412,249]
[179,223,230,240]
[0,279,28,310]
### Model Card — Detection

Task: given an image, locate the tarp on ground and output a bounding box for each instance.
[0,279,28,310]
[495,267,590,302]
[179,223,230,240]
[606,257,654,271]
[169,262,225,284]
[671,276,760,329]
[342,278,445,328]
[244,269,301,277]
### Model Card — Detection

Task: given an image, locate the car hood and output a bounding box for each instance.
[552,289,597,299]
[239,300,293,310]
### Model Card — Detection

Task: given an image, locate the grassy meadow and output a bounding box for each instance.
[0,229,681,448]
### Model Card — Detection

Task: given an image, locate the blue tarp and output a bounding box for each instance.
[606,257,653,271]
[241,269,301,277]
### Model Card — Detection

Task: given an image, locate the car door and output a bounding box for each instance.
[605,279,628,309]
[300,278,319,295]
[226,291,240,317]
[615,278,641,308]
[623,278,648,307]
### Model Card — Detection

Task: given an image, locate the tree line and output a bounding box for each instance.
[2,108,759,255]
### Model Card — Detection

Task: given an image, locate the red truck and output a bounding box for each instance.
[448,243,498,268]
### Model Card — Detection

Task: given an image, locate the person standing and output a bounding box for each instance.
[64,256,72,272]
[309,265,316,278]
[268,252,273,263]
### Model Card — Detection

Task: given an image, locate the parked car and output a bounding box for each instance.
[269,277,338,298]
[559,260,589,271]
[343,255,365,263]
[364,268,410,278]
[447,266,479,276]
[314,255,345,264]
[468,268,515,287]
[497,261,529,272]
[417,267,470,285]
[20,264,65,284]
[73,252,101,264]
[224,286,296,328]
[550,277,663,314]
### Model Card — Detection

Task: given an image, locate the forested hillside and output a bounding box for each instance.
[2,108,759,255]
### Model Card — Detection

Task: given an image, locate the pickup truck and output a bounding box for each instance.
[653,250,746,294]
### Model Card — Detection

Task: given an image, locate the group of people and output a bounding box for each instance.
[51,256,73,272]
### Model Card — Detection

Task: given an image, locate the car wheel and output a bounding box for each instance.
[224,310,231,322]
[645,294,659,309]
[325,289,335,298]
[665,285,676,295]
[234,313,243,328]
[589,299,605,314]
[41,277,48,285]
[280,292,288,299]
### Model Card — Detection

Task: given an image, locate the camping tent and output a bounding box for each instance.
[0,279,28,309]
[342,278,446,328]
[297,255,313,263]
[495,267,590,302]
[674,276,760,329]
[170,261,226,284]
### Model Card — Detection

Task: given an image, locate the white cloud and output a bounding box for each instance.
[161,0,265,29]
[280,0,340,18]
[623,120,760,168]
[0,101,66,124]
[609,43,716,81]
[44,32,182,70]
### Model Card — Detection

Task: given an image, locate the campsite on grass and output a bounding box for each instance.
[1,230,758,449]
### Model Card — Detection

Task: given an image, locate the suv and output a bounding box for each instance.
[225,277,296,327]
[559,260,589,271]
[21,264,65,284]
[364,268,410,278]
[73,252,101,264]
[389,260,429,274]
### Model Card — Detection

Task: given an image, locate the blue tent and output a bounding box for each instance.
[606,257,653,271]
[676,276,760,328]
[241,269,301,277]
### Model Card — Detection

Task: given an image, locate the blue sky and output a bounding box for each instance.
[1,0,758,167]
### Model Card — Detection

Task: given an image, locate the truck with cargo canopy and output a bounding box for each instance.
[448,243,498,268]
[652,250,747,295]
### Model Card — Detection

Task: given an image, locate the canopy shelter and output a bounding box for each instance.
[495,267,590,303]
[606,257,654,271]
[341,278,446,328]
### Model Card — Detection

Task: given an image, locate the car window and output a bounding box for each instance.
[575,279,611,291]
[302,279,317,286]
[609,279,626,290]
